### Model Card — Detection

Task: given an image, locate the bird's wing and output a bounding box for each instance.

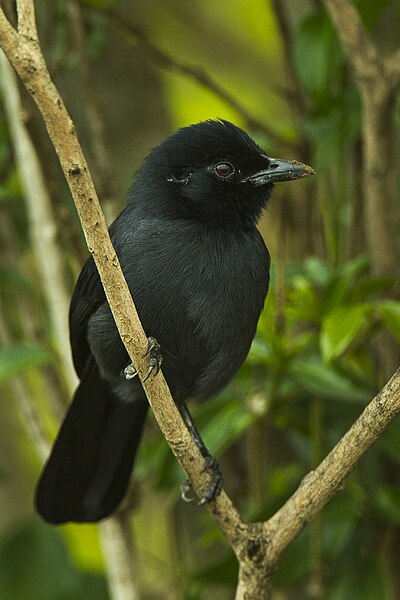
[69,256,105,378]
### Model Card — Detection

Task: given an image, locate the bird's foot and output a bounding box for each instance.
[180,479,195,503]
[143,336,163,382]
[198,456,223,506]
[121,337,162,381]
[180,456,223,506]
[122,363,138,380]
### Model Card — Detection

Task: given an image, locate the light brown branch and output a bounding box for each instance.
[385,48,400,86]
[0,0,244,543]
[16,0,38,40]
[2,4,400,598]
[264,367,400,563]
[323,0,399,276]
[0,49,78,394]
[0,308,51,461]
[271,0,307,116]
[323,0,381,85]
[99,514,141,600]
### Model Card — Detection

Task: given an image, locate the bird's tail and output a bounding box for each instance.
[35,359,148,524]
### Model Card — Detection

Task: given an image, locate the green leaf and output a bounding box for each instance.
[293,12,344,103]
[374,486,400,525]
[350,275,394,302]
[0,344,52,382]
[199,397,255,456]
[0,519,108,600]
[247,337,270,364]
[329,550,395,600]
[289,358,370,403]
[303,256,332,286]
[286,275,320,322]
[376,301,400,341]
[321,255,369,314]
[323,490,363,560]
[320,304,369,363]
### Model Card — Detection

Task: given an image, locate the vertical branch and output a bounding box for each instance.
[0,7,141,599]
[99,513,141,600]
[323,0,399,275]
[2,4,400,599]
[270,0,307,118]
[0,315,51,461]
[0,49,78,394]
[361,86,397,275]
[16,0,38,40]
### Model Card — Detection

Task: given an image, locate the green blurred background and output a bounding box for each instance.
[1,0,400,598]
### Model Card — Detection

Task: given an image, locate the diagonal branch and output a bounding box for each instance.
[0,0,244,544]
[323,0,381,86]
[270,0,307,115]
[385,48,400,86]
[16,0,37,40]
[264,367,400,564]
[2,4,400,598]
[323,0,400,277]
[0,49,78,394]
[324,0,400,92]
[90,5,294,150]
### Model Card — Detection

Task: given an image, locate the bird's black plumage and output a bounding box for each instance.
[35,119,314,524]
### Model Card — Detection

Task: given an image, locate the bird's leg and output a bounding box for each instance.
[179,403,223,506]
[143,336,163,381]
[122,336,163,382]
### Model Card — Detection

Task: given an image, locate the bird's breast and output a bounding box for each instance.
[118,220,270,399]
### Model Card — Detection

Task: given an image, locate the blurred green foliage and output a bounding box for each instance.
[0,0,399,598]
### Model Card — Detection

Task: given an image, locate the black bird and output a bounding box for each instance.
[35,120,314,524]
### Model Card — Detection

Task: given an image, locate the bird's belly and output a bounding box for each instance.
[90,226,269,402]
[155,270,264,401]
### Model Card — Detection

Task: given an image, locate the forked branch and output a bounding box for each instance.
[1,3,400,599]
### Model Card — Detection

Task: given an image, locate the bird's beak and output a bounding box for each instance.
[242,158,315,186]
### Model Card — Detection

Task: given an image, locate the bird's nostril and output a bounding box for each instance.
[269,163,279,169]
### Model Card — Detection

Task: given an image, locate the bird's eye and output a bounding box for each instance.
[214,161,235,179]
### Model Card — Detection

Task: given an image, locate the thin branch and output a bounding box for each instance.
[0,8,140,600]
[0,49,78,394]
[323,0,381,86]
[264,367,400,564]
[16,0,38,40]
[2,5,400,598]
[99,514,140,600]
[270,0,307,116]
[323,0,399,277]
[0,5,19,44]
[90,5,294,150]
[385,48,400,86]
[0,1,245,543]
[324,0,400,92]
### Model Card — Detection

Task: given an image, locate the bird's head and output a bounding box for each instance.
[133,120,314,227]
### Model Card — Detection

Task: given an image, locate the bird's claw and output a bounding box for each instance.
[143,336,163,382]
[180,456,223,507]
[121,337,162,382]
[180,479,195,503]
[122,363,138,380]
[197,456,223,506]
